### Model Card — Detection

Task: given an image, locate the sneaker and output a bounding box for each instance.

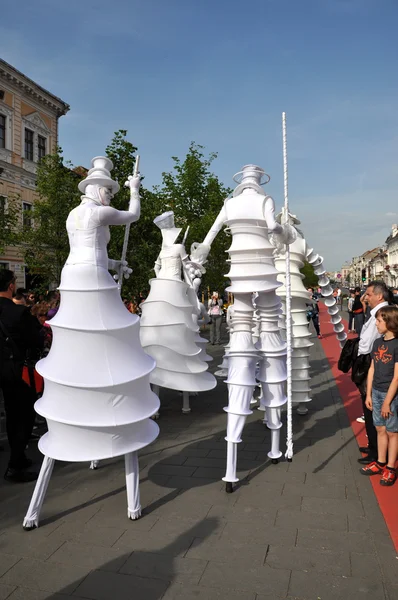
[360,461,385,475]
[380,468,397,486]
[356,415,365,423]
[317,334,323,339]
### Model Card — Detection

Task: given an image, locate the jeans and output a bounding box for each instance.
[354,313,365,336]
[210,315,222,344]
[2,378,36,469]
[372,388,398,432]
[357,378,378,457]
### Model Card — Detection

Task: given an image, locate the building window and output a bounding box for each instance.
[25,129,34,161]
[0,195,6,213]
[0,261,10,270]
[23,202,33,229]
[38,135,46,160]
[0,114,5,148]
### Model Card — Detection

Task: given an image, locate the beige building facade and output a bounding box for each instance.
[0,59,69,288]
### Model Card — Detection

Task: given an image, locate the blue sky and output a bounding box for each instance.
[2,0,398,270]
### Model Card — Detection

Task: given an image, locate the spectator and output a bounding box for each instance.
[0,269,42,483]
[347,290,355,333]
[360,305,398,486]
[353,281,390,466]
[208,291,223,344]
[13,292,27,306]
[26,292,36,307]
[352,287,365,336]
[307,287,322,339]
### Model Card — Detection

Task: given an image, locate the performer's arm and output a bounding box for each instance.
[202,205,227,246]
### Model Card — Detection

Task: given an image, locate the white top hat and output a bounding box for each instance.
[78,156,120,194]
[154,211,182,245]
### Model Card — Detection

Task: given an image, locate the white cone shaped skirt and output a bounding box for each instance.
[140,278,216,393]
[37,266,160,462]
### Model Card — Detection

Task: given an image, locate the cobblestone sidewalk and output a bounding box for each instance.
[0,331,397,599]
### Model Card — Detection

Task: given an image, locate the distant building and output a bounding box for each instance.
[0,59,69,288]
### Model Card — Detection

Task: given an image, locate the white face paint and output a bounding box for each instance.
[99,187,113,206]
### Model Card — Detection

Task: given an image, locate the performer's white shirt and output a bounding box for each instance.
[357,301,389,356]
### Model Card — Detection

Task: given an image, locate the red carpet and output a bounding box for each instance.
[318,303,398,552]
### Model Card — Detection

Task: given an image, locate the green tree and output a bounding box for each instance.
[22,150,82,288]
[300,261,318,289]
[155,142,232,293]
[0,192,21,255]
[105,130,163,296]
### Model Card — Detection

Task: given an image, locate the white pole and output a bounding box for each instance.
[282,112,293,461]
[119,155,140,293]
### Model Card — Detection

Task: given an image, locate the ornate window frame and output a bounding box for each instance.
[22,111,51,173]
[0,100,13,163]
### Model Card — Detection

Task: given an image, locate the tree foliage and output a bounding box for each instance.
[22,151,82,288]
[154,142,232,293]
[105,130,163,296]
[300,261,318,289]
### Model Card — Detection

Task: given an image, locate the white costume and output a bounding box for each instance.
[140,211,216,414]
[191,165,294,490]
[23,157,159,529]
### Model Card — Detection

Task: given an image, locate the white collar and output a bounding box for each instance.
[370,301,389,317]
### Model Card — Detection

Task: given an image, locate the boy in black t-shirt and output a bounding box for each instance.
[361,306,398,485]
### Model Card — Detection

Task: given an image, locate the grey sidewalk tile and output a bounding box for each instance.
[1,558,90,595]
[221,522,296,546]
[296,528,373,554]
[206,503,277,524]
[165,475,222,488]
[275,508,348,532]
[48,541,130,571]
[162,582,256,599]
[0,583,16,600]
[173,486,239,507]
[385,581,398,600]
[119,552,207,584]
[288,569,386,600]
[0,532,65,561]
[47,522,126,547]
[350,551,384,580]
[248,467,305,485]
[149,464,197,477]
[113,531,196,557]
[283,482,347,500]
[199,561,290,596]
[87,508,159,531]
[348,514,389,535]
[6,588,72,599]
[301,496,365,518]
[186,536,267,565]
[266,544,350,576]
[149,516,225,539]
[0,553,20,578]
[72,569,168,600]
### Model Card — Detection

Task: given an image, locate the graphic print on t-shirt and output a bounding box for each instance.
[374,344,393,364]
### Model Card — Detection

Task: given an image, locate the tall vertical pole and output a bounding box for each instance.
[282,112,293,461]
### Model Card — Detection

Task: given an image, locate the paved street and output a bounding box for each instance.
[1,328,398,600]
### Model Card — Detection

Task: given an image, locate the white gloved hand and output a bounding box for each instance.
[269,223,297,251]
[110,259,133,280]
[124,174,141,192]
[190,242,210,265]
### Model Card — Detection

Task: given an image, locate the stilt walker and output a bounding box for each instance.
[191,165,295,492]
[23,157,160,529]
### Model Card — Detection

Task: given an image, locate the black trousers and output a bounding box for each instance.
[1,378,36,469]
[310,314,320,336]
[357,379,378,458]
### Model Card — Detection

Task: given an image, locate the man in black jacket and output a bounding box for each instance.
[0,269,42,482]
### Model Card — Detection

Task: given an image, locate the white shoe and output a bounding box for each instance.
[356,415,365,423]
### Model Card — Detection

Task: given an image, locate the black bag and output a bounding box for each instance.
[0,316,23,386]
[351,353,371,386]
[338,337,359,373]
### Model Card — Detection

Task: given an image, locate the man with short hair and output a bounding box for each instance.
[0,269,42,482]
[354,281,390,464]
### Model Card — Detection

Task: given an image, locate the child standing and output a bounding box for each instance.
[360,306,398,485]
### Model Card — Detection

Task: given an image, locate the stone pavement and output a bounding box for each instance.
[1,329,398,600]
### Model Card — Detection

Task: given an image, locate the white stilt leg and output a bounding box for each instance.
[296,403,308,415]
[266,407,283,461]
[151,384,160,419]
[222,441,239,487]
[90,460,100,469]
[182,391,191,413]
[125,451,141,520]
[23,455,55,530]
